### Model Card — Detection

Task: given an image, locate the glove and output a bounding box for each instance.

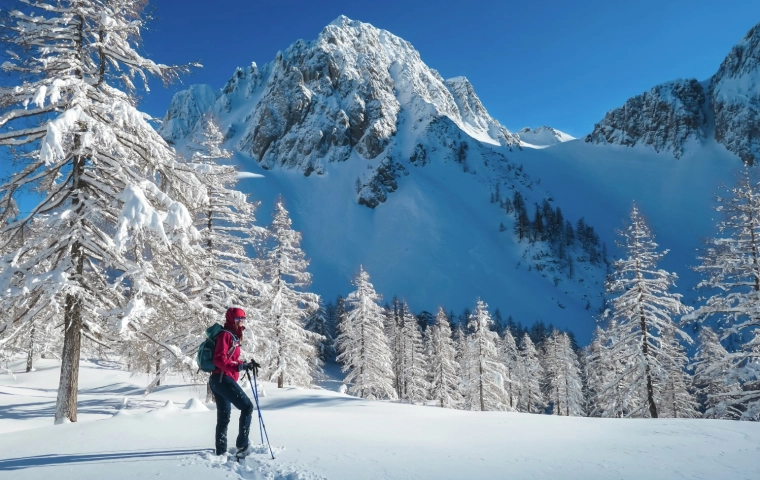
[239,360,260,375]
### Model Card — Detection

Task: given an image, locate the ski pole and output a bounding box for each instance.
[246,369,275,460]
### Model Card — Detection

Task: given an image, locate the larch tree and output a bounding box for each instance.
[0,0,205,424]
[604,205,692,418]
[692,326,742,419]
[427,307,462,408]
[518,333,545,413]
[259,199,320,388]
[501,328,520,410]
[687,168,760,420]
[542,330,585,416]
[305,298,334,363]
[461,299,509,411]
[335,266,396,400]
[398,301,428,404]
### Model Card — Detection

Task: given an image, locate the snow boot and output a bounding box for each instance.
[235,444,255,461]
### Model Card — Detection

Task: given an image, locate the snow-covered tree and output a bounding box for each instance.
[658,325,699,418]
[693,327,742,419]
[603,205,692,418]
[501,328,520,410]
[0,0,204,424]
[688,168,760,419]
[543,330,585,416]
[518,333,545,413]
[461,299,509,411]
[305,298,335,363]
[427,307,462,408]
[336,266,397,400]
[398,302,428,404]
[258,199,320,388]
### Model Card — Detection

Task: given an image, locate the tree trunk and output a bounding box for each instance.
[155,355,161,387]
[54,152,85,425]
[278,372,283,389]
[55,289,82,424]
[640,310,658,418]
[26,326,35,373]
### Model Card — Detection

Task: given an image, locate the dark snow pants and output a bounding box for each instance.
[209,373,253,455]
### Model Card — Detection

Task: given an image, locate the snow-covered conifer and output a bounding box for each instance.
[461,300,509,411]
[336,266,396,400]
[501,328,520,409]
[0,0,204,424]
[604,205,692,418]
[305,299,335,362]
[258,200,321,388]
[688,168,760,419]
[427,308,462,408]
[542,330,585,416]
[693,327,742,419]
[518,333,545,413]
[659,325,699,418]
[397,302,428,403]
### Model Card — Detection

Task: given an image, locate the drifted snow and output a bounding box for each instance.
[0,359,758,480]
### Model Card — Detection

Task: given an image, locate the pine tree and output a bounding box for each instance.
[604,205,692,418]
[259,200,321,388]
[688,168,760,419]
[0,0,204,424]
[461,300,509,411]
[428,308,462,408]
[518,333,545,413]
[335,267,396,400]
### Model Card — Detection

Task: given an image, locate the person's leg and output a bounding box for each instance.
[225,377,254,450]
[209,374,231,455]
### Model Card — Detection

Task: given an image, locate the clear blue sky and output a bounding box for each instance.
[139,0,760,138]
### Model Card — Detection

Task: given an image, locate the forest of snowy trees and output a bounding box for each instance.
[0,0,759,426]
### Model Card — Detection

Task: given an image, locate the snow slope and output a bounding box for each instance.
[518,126,575,148]
[1,359,759,480]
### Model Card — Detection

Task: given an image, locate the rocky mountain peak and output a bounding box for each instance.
[585,21,760,164]
[161,16,520,204]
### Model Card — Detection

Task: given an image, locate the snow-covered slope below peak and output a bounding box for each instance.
[517,126,575,148]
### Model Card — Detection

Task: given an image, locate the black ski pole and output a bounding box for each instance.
[246,369,275,460]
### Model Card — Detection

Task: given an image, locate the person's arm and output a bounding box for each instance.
[212,331,241,371]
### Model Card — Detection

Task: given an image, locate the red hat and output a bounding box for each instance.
[225,307,246,323]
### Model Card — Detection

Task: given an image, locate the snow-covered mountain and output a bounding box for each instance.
[160,16,605,341]
[586,23,760,164]
[517,126,575,148]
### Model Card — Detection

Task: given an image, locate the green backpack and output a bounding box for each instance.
[196,323,230,373]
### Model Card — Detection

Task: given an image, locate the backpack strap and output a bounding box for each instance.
[220,329,239,357]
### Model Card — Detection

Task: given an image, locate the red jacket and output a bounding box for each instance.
[212,320,245,381]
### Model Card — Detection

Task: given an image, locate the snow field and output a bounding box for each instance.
[2,358,759,480]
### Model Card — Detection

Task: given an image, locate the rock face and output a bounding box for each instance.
[160,84,219,144]
[586,79,707,158]
[160,16,520,206]
[711,23,760,165]
[586,22,760,164]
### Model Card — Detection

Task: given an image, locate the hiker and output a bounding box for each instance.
[209,307,261,457]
